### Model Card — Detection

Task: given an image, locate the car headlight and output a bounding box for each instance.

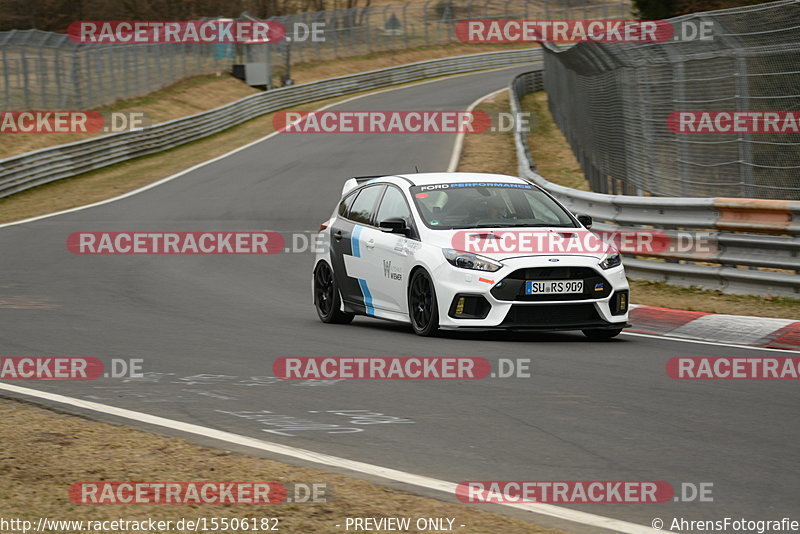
[599,252,622,270]
[442,248,503,272]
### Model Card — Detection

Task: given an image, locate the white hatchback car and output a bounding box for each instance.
[313,172,630,338]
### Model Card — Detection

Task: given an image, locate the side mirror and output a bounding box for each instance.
[379,217,411,235]
[576,214,593,229]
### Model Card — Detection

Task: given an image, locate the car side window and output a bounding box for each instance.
[348,185,385,225]
[375,186,412,224]
[338,191,357,217]
[524,194,569,225]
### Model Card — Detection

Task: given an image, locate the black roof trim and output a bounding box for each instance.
[350,174,416,186]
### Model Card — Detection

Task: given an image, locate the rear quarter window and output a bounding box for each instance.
[338,191,357,217]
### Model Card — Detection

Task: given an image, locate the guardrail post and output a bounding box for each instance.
[1,44,10,110]
[403,3,409,49]
[423,0,430,45]
[21,46,30,109]
[71,50,82,109]
[736,56,755,198]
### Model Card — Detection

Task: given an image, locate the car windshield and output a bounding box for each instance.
[409,182,577,230]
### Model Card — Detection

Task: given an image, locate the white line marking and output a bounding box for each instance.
[621,331,798,353]
[0,65,535,230]
[0,382,662,534]
[447,87,508,172]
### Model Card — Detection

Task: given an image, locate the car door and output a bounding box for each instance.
[329,184,385,315]
[370,185,418,313]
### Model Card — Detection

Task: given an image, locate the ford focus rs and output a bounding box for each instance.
[313,173,630,338]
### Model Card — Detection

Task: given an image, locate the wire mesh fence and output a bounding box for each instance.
[542,0,800,200]
[0,30,231,110]
[246,0,629,69]
[0,0,629,111]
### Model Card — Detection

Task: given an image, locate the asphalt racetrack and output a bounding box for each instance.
[1,65,798,533]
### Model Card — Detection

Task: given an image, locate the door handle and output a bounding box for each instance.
[333,230,343,241]
[365,239,375,249]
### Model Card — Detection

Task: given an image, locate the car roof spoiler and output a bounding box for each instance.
[341,175,386,197]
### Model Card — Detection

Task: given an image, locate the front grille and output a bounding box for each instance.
[500,303,603,328]
[491,266,611,302]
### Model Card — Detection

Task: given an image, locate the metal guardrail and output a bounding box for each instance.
[0,48,541,199]
[509,71,800,298]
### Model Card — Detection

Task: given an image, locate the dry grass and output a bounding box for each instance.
[457,90,587,190]
[457,90,518,176]
[521,91,589,191]
[287,42,535,84]
[629,280,800,319]
[0,398,563,534]
[0,76,262,159]
[0,42,534,160]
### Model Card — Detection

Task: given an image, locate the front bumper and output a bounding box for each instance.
[431,255,629,330]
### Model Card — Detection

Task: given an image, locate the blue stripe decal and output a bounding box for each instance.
[350,225,373,315]
[358,279,375,316]
[352,225,362,258]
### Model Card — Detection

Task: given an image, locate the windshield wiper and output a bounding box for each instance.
[471,222,561,228]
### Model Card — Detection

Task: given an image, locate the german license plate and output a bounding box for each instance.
[525,280,584,295]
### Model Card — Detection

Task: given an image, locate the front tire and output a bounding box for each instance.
[314,261,354,324]
[408,269,439,336]
[582,328,623,340]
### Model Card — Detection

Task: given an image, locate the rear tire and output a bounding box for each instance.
[408,269,439,336]
[314,261,354,324]
[582,328,623,340]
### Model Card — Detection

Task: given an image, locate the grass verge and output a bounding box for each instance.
[456,91,518,177]
[0,398,563,534]
[0,95,340,224]
[519,91,589,191]
[0,44,536,224]
[0,43,533,159]
[457,90,800,319]
[629,280,800,320]
[0,42,536,224]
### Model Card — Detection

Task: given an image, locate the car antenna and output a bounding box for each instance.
[414,165,420,173]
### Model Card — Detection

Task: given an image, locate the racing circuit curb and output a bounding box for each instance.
[627,304,800,350]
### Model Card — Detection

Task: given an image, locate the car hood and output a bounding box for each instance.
[422,227,615,261]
